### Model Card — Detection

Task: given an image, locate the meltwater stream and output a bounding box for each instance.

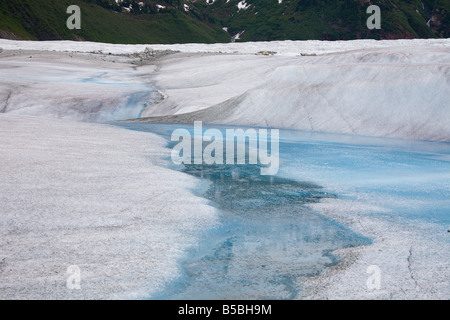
[153,164,370,299]
[115,123,372,299]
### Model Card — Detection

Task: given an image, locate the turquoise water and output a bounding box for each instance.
[115,123,450,299]
[153,163,370,299]
[275,129,450,226]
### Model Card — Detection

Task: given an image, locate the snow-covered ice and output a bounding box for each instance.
[0,51,161,122]
[0,114,218,299]
[1,38,449,56]
[1,38,449,141]
[273,130,450,299]
[116,123,450,299]
[134,41,450,142]
[0,39,449,299]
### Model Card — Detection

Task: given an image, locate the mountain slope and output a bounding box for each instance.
[0,0,448,43]
[0,0,229,43]
[193,0,450,41]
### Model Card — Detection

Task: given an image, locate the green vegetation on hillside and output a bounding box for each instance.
[192,0,449,41]
[0,0,448,43]
[0,0,229,43]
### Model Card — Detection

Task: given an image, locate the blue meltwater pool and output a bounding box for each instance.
[114,122,450,299]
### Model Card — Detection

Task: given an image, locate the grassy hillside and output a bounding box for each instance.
[0,0,229,43]
[192,0,450,41]
[0,0,448,43]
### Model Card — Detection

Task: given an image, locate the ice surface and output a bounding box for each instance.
[117,123,449,299]
[1,39,449,299]
[152,162,371,299]
[2,39,449,141]
[274,130,450,299]
[115,123,370,299]
[0,52,161,122]
[0,114,218,299]
[1,38,449,56]
[136,44,450,142]
[276,130,450,225]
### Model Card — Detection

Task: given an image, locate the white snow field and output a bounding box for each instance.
[271,131,450,299]
[0,50,161,122]
[135,41,450,142]
[0,39,449,300]
[0,114,217,299]
[1,38,449,141]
